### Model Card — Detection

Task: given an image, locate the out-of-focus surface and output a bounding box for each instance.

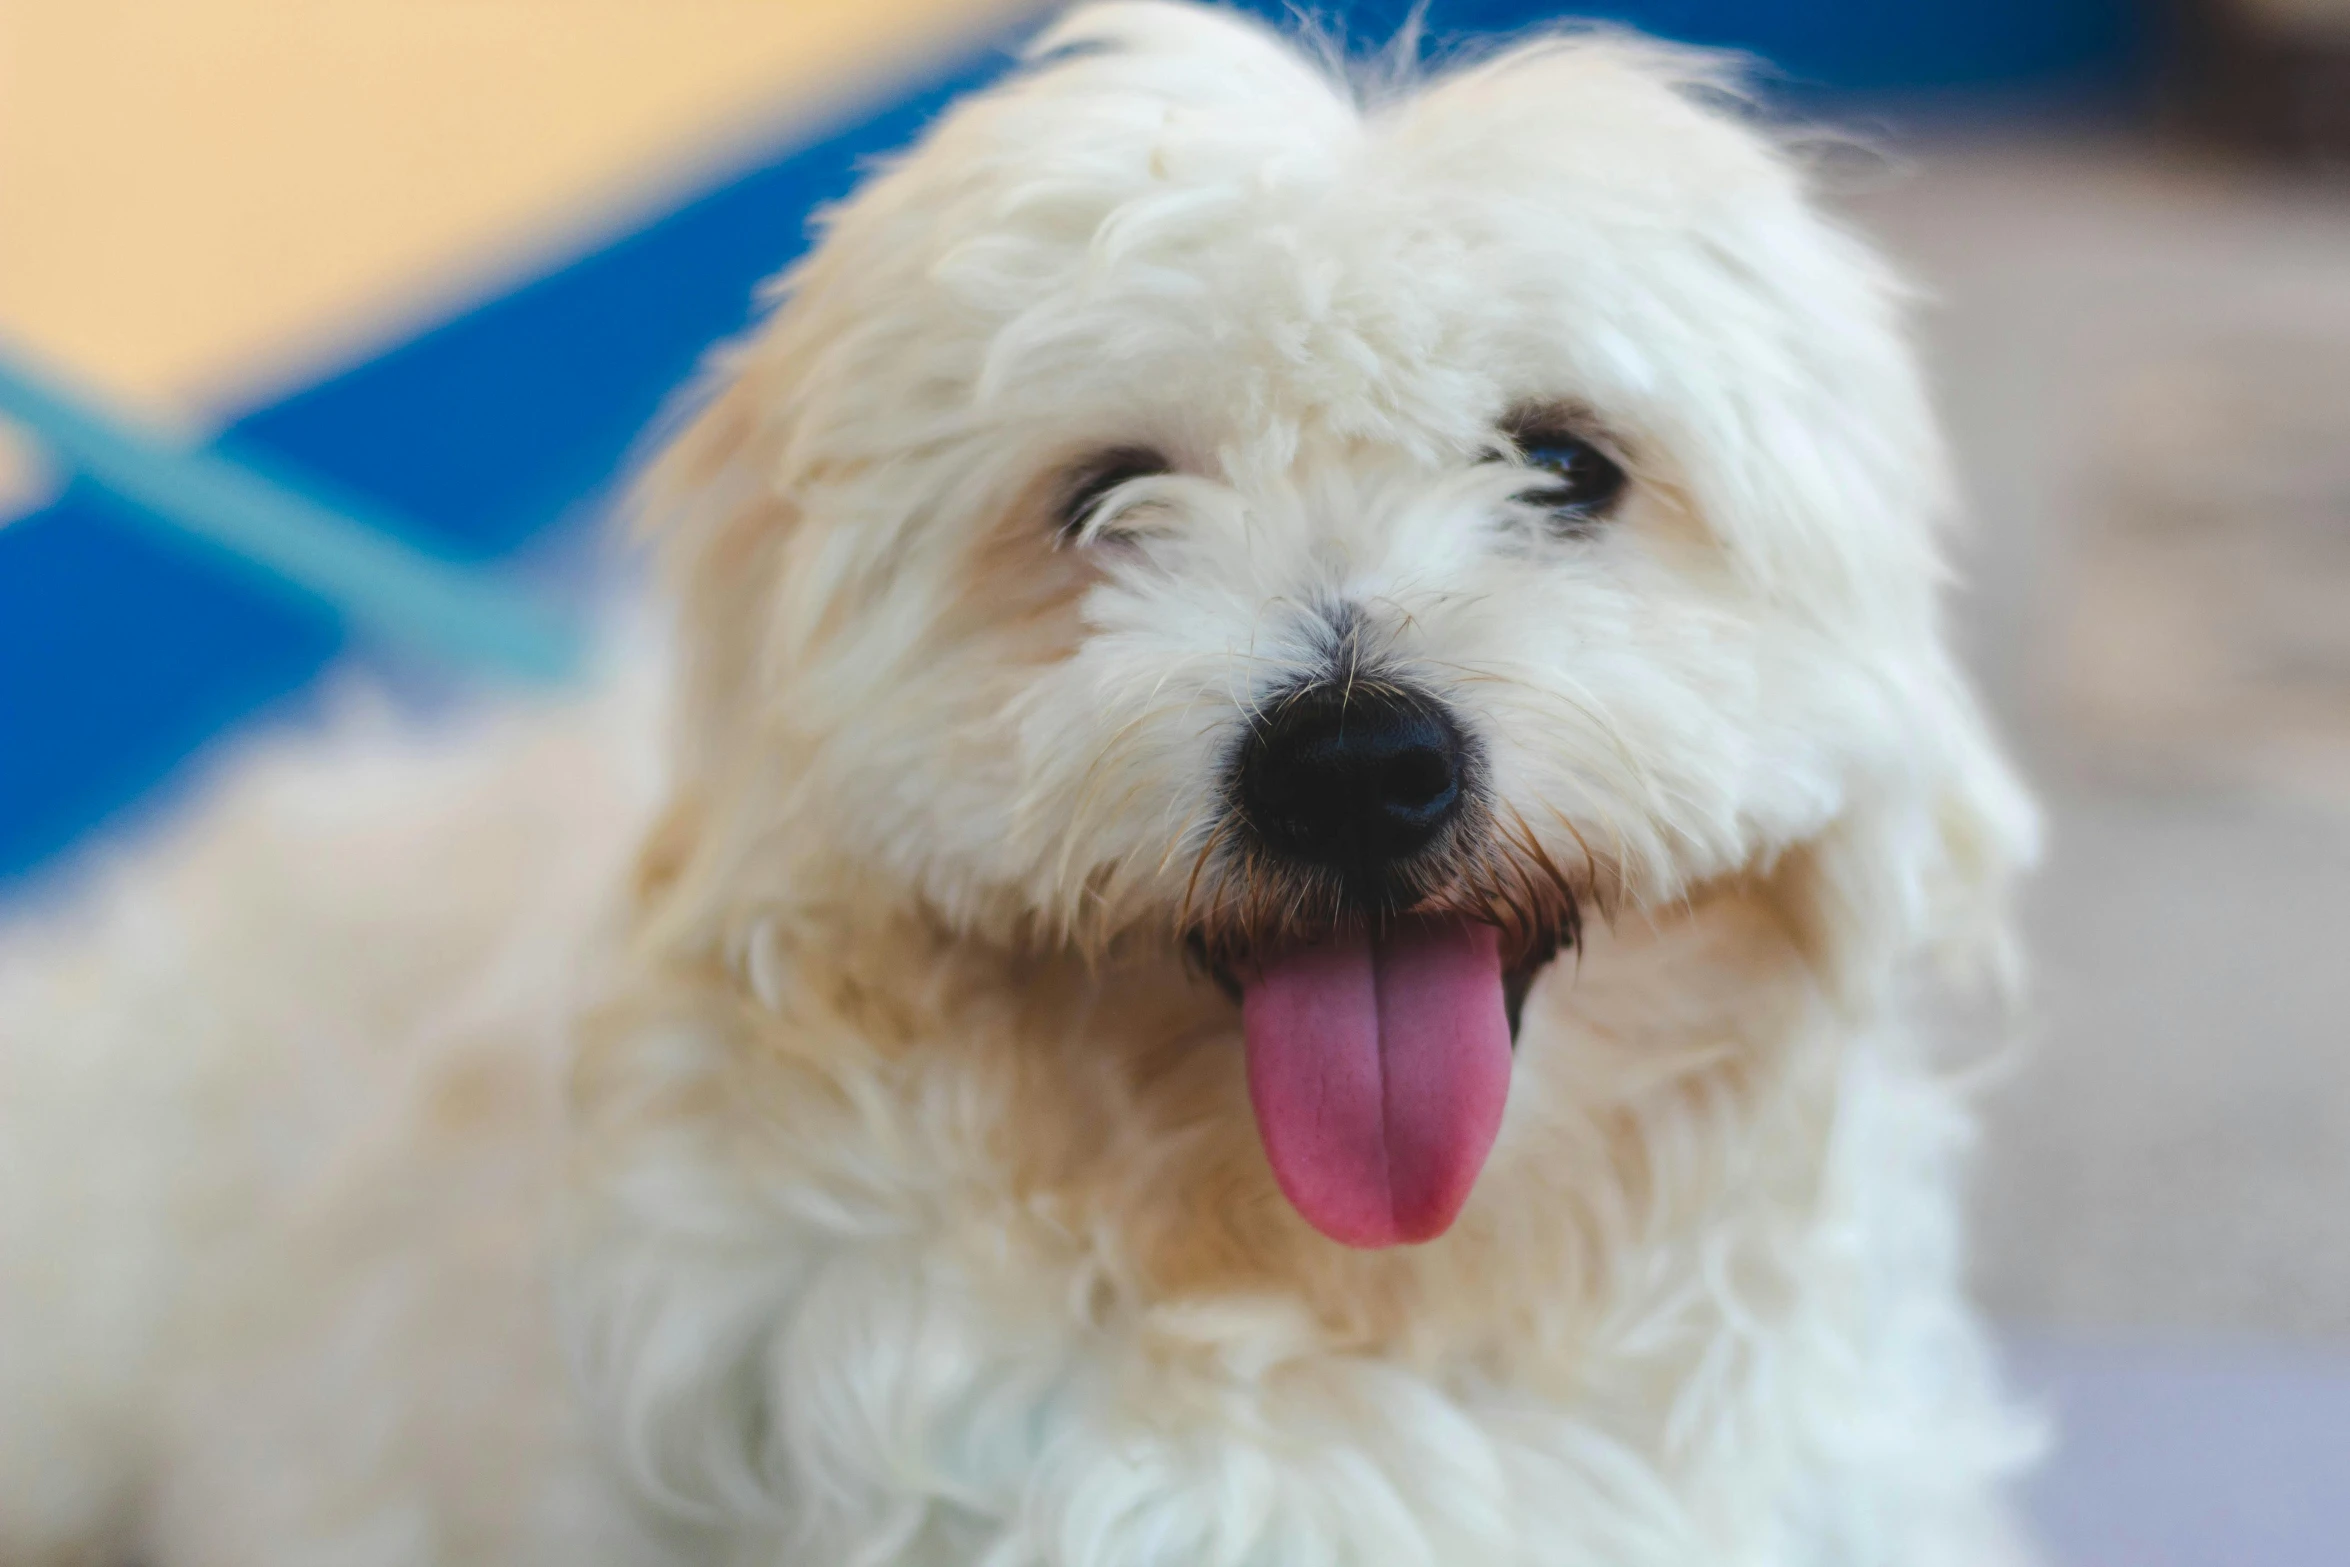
[0,1,1043,880]
[0,0,1033,426]
[1848,139,2350,1344]
[1846,133,2350,1564]
[2006,1334,2350,1567]
[3,2,2348,1561]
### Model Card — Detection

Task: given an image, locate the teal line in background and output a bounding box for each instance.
[0,351,584,687]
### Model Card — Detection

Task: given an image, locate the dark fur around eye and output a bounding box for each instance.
[1056,447,1173,540]
[1492,411,1628,530]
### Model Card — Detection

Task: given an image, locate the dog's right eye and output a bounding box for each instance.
[1491,408,1629,535]
[1056,447,1172,541]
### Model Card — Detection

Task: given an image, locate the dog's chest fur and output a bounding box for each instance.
[563,879,2029,1566]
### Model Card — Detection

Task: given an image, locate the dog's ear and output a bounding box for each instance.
[1780,662,2039,1011]
[632,346,807,780]
[620,342,812,952]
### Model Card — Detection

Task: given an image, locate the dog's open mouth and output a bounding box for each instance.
[1191,919,1564,1250]
[1180,660,1585,1248]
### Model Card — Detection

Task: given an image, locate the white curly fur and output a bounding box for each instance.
[0,7,2041,1564]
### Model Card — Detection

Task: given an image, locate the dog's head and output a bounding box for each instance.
[638,2,2034,1248]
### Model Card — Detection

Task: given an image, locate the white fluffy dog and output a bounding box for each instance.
[0,6,2044,1564]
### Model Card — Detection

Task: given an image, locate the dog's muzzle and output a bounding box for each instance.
[1202,670,1572,1037]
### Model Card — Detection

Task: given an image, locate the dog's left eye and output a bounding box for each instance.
[1056,447,1173,541]
[1492,417,1627,530]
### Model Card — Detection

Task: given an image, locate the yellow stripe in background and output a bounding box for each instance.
[0,0,1037,453]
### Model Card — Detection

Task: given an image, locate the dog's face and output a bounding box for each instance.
[648,3,2032,1248]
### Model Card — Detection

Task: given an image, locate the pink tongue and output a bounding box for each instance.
[1240,919,1511,1248]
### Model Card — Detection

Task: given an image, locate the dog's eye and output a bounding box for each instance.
[1494,415,1627,531]
[1056,447,1172,541]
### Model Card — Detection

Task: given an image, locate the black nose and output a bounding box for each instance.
[1238,682,1467,875]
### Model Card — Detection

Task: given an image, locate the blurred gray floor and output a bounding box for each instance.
[2005,1334,2350,1567]
[1846,134,2350,1562]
